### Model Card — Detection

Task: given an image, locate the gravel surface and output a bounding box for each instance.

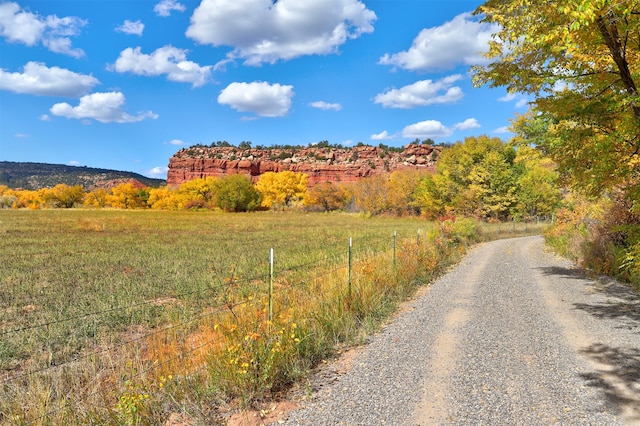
[282,236,640,425]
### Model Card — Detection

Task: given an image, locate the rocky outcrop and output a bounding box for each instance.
[167,144,441,186]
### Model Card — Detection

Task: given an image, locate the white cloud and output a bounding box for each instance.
[116,20,144,36]
[68,160,80,166]
[0,62,99,97]
[15,133,29,138]
[154,0,186,17]
[168,139,187,145]
[50,92,158,123]
[455,118,481,130]
[39,114,51,121]
[402,118,480,139]
[148,166,169,177]
[112,46,212,87]
[379,12,499,72]
[0,2,86,57]
[498,93,517,102]
[186,0,376,65]
[402,120,453,139]
[310,101,341,111]
[493,126,511,134]
[218,81,294,117]
[374,75,463,109]
[498,92,529,108]
[371,130,392,141]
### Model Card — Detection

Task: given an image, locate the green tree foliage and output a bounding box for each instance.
[414,136,559,221]
[473,0,640,196]
[213,174,261,212]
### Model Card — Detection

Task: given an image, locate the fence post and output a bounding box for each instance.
[393,230,397,268]
[348,237,352,300]
[269,248,274,322]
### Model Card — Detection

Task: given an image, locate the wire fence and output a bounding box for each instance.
[0,221,547,424]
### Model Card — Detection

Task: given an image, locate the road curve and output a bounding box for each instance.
[282,236,640,425]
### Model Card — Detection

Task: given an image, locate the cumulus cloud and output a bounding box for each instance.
[168,139,187,145]
[0,2,86,57]
[50,92,158,123]
[494,126,511,134]
[310,101,341,111]
[379,12,498,72]
[147,166,169,177]
[371,130,392,141]
[154,0,186,17]
[218,81,294,117]
[0,62,99,97]
[186,0,376,65]
[402,118,480,139]
[455,118,481,130]
[112,46,212,87]
[498,92,529,108]
[116,20,144,36]
[374,75,463,109]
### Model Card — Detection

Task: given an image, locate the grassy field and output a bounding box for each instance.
[0,210,546,424]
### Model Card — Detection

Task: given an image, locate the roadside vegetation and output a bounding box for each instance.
[474,1,640,292]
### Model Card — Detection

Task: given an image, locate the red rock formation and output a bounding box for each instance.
[167,144,441,186]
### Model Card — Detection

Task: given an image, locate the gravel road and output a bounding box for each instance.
[282,236,640,425]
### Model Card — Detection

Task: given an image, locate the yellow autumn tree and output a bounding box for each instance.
[84,188,109,208]
[0,185,17,209]
[178,177,218,208]
[348,174,390,215]
[304,181,350,212]
[147,186,187,210]
[106,182,145,209]
[16,189,44,209]
[255,171,308,210]
[42,183,86,208]
[387,170,423,216]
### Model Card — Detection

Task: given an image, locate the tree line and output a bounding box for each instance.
[0,136,561,221]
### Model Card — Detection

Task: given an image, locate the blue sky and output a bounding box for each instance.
[0,0,528,179]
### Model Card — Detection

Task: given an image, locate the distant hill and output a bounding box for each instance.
[0,162,165,190]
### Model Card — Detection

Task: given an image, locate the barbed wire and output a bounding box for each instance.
[4,233,416,424]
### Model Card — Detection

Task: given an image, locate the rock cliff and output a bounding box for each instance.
[167,144,441,186]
